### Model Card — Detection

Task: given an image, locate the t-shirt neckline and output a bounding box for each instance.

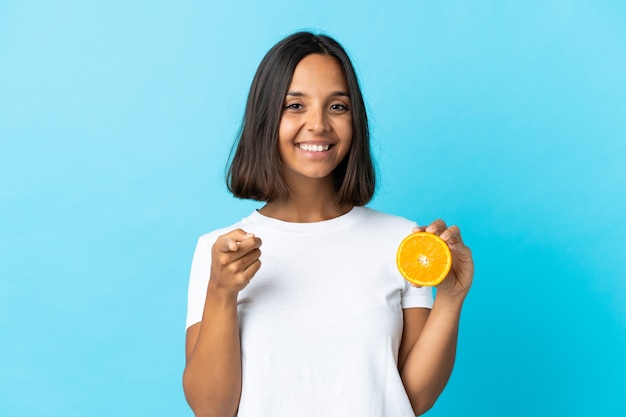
[244,206,369,233]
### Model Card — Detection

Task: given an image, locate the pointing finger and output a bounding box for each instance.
[216,229,256,254]
[224,238,239,252]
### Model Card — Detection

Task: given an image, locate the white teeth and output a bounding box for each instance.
[298,144,330,152]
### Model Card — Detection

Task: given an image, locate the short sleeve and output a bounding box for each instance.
[400,282,434,309]
[185,235,213,329]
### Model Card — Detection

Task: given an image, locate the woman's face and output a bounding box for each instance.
[277,53,353,187]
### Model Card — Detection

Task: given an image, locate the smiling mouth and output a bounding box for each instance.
[296,143,332,152]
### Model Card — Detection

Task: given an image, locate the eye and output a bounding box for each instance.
[284,103,303,110]
[330,103,350,112]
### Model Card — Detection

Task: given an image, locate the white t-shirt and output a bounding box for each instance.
[186,207,433,416]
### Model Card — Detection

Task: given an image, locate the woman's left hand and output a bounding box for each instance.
[413,220,474,300]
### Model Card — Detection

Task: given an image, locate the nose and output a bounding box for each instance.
[306,105,329,133]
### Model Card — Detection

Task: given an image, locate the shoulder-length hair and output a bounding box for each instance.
[227,31,375,206]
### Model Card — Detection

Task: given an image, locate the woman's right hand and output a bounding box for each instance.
[185,229,260,415]
[209,228,262,296]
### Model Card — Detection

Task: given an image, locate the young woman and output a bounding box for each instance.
[183,32,474,417]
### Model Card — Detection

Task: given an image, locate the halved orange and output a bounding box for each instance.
[396,232,452,286]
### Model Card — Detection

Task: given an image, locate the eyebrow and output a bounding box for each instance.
[286,91,350,98]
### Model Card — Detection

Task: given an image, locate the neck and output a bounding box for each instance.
[259,178,352,223]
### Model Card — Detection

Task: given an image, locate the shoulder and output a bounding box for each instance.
[195,213,255,247]
[356,206,417,230]
[348,207,417,248]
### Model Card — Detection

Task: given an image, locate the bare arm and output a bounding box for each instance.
[183,230,262,417]
[399,221,473,415]
[399,298,464,415]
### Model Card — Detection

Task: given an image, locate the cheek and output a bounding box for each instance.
[342,116,353,139]
[341,122,353,144]
[277,122,297,160]
[342,125,354,158]
[344,138,354,159]
[278,118,297,143]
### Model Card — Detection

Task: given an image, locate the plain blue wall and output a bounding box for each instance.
[1,1,624,416]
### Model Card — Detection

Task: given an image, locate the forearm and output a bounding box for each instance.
[400,295,465,415]
[183,288,242,417]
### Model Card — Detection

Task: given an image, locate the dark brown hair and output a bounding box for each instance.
[227,31,375,205]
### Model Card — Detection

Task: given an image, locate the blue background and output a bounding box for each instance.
[1,1,625,416]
